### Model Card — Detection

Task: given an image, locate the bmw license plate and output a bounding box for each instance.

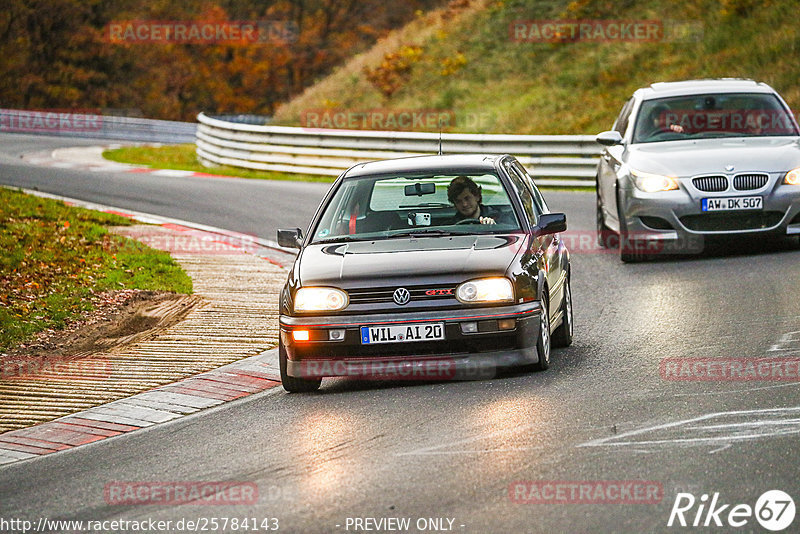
[361,323,445,344]
[701,196,762,211]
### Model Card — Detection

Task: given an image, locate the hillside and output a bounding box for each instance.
[272,0,800,134]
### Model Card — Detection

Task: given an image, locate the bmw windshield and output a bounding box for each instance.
[310,172,524,243]
[632,92,799,143]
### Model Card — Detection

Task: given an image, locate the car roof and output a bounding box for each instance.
[342,154,506,178]
[634,79,778,100]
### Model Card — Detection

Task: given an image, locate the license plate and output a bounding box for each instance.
[361,323,445,344]
[701,196,762,211]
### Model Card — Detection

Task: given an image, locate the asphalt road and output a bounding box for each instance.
[2,134,800,533]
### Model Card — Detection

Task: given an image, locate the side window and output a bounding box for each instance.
[504,162,538,226]
[613,97,634,136]
[512,161,549,214]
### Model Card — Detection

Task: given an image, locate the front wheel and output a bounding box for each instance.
[533,299,551,371]
[279,341,322,393]
[551,279,573,348]
[596,194,615,248]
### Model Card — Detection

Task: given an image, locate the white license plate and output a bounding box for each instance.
[701,196,762,211]
[360,323,445,344]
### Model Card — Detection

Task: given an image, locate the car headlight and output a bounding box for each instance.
[294,287,348,312]
[631,169,679,192]
[784,167,800,185]
[456,278,514,304]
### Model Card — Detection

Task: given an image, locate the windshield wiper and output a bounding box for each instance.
[313,235,371,244]
[386,229,460,238]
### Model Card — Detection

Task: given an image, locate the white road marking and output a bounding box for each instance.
[577,406,800,450]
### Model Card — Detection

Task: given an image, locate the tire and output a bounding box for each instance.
[596,193,614,248]
[620,232,647,263]
[533,298,551,371]
[279,341,322,393]
[617,191,647,263]
[551,278,573,348]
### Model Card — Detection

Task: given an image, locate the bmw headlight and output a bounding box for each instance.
[631,169,679,193]
[456,278,514,304]
[784,167,800,185]
[294,287,349,312]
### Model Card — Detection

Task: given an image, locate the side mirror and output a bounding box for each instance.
[277,228,303,249]
[534,213,567,236]
[595,130,624,146]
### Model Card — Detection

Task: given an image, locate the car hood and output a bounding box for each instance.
[298,234,525,288]
[625,136,800,177]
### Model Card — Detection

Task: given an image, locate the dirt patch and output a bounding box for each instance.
[1,290,203,376]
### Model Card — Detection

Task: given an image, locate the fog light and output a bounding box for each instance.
[498,319,516,330]
[292,330,310,342]
[461,322,478,334]
[328,329,345,341]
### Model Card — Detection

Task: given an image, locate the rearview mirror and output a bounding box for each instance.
[277,228,303,249]
[534,213,567,235]
[404,182,436,196]
[595,130,624,146]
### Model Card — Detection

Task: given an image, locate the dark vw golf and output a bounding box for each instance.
[277,154,572,392]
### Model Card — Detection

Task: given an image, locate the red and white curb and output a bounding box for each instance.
[0,188,297,467]
[21,146,240,180]
[0,349,281,466]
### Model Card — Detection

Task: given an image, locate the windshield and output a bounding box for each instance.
[632,92,799,143]
[310,172,522,243]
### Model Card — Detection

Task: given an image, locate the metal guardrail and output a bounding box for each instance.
[0,108,196,144]
[196,112,600,187]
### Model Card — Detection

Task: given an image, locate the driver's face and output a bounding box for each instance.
[454,189,481,218]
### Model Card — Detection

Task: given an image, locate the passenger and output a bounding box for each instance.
[447,176,497,224]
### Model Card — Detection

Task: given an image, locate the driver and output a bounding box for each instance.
[447,176,497,224]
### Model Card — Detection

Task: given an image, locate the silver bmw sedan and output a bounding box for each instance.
[595,79,800,262]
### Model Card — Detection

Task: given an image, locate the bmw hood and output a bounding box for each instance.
[297,235,525,288]
[625,136,800,177]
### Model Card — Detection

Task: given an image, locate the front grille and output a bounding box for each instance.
[692,175,728,192]
[680,212,783,232]
[733,173,769,191]
[348,285,456,305]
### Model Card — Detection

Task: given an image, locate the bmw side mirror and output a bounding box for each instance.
[595,130,624,146]
[277,228,303,249]
[534,213,567,236]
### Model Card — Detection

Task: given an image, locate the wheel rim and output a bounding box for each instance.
[565,283,573,338]
[540,305,551,364]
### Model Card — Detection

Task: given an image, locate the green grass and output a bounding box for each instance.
[0,188,192,352]
[271,0,800,135]
[103,144,335,183]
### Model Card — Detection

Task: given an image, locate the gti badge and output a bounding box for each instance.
[393,287,411,305]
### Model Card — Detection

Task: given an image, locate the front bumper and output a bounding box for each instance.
[280,301,544,380]
[619,176,800,252]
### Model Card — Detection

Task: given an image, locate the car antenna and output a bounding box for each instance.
[437,120,443,156]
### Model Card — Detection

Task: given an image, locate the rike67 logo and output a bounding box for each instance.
[668,490,795,531]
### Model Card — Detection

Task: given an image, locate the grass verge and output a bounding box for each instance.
[103,144,335,183]
[0,187,192,352]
